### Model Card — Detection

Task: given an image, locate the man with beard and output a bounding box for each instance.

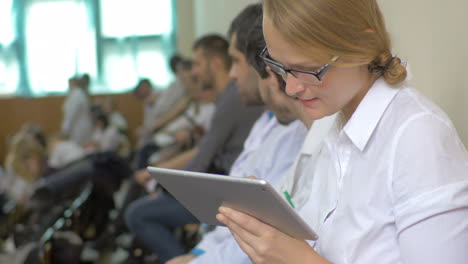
[166,4,309,264]
[125,35,264,263]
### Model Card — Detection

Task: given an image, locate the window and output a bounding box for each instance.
[0,48,20,96]
[2,0,176,97]
[0,0,15,46]
[25,0,97,95]
[0,0,19,95]
[100,0,172,37]
[97,0,175,92]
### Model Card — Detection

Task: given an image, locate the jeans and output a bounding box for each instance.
[135,143,160,170]
[124,192,199,263]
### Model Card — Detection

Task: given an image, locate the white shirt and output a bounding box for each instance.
[229,111,278,177]
[165,102,216,134]
[280,113,338,209]
[190,116,308,264]
[140,81,187,147]
[62,88,93,145]
[109,111,127,131]
[48,141,85,169]
[299,78,468,264]
[152,77,187,121]
[1,164,35,202]
[195,114,336,264]
[91,126,123,153]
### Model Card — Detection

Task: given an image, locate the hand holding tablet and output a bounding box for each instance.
[148,166,318,240]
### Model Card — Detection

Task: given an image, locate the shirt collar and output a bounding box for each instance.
[343,78,400,151]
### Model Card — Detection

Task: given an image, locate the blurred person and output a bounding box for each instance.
[79,73,91,93]
[124,34,264,263]
[61,76,93,145]
[0,124,50,204]
[89,62,213,252]
[151,75,217,161]
[19,123,47,149]
[47,133,85,171]
[89,111,124,153]
[135,55,189,148]
[134,60,196,169]
[152,61,216,153]
[133,78,159,147]
[100,97,128,131]
[1,133,46,205]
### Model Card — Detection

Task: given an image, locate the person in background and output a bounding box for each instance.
[124,34,264,263]
[89,111,124,153]
[135,55,189,148]
[134,60,195,169]
[149,73,217,166]
[133,78,159,148]
[90,65,215,255]
[1,133,46,205]
[217,1,468,263]
[79,73,91,93]
[47,133,85,171]
[61,76,93,146]
[99,97,128,132]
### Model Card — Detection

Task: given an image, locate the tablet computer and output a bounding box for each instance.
[147,166,318,240]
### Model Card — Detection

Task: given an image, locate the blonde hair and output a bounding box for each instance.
[264,0,407,85]
[6,133,46,183]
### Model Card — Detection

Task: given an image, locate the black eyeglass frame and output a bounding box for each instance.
[259,47,338,84]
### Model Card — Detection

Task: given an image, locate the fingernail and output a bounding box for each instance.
[219,207,227,213]
[216,213,225,222]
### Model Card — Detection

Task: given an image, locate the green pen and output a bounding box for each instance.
[283,191,295,209]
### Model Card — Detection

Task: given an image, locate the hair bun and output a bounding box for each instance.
[369,53,407,85]
[383,56,407,85]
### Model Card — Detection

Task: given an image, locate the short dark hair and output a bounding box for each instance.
[169,54,183,74]
[193,34,231,70]
[95,112,109,128]
[228,3,263,56]
[245,17,269,79]
[180,59,192,71]
[243,9,285,88]
[133,78,151,95]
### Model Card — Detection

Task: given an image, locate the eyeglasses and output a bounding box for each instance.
[259,47,338,86]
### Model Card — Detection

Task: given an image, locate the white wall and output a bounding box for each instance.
[175,0,195,57]
[379,0,468,146]
[176,0,468,146]
[193,0,258,38]
[175,0,258,56]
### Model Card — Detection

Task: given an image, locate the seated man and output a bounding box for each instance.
[147,72,217,168]
[134,55,189,149]
[124,34,267,263]
[134,59,194,169]
[167,4,311,264]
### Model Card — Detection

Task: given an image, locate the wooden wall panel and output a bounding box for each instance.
[0,93,143,163]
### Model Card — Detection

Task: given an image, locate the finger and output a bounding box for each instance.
[247,176,257,179]
[217,212,262,252]
[218,212,268,259]
[219,207,272,236]
[228,225,260,263]
[218,213,262,262]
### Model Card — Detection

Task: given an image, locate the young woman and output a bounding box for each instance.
[217,1,468,263]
